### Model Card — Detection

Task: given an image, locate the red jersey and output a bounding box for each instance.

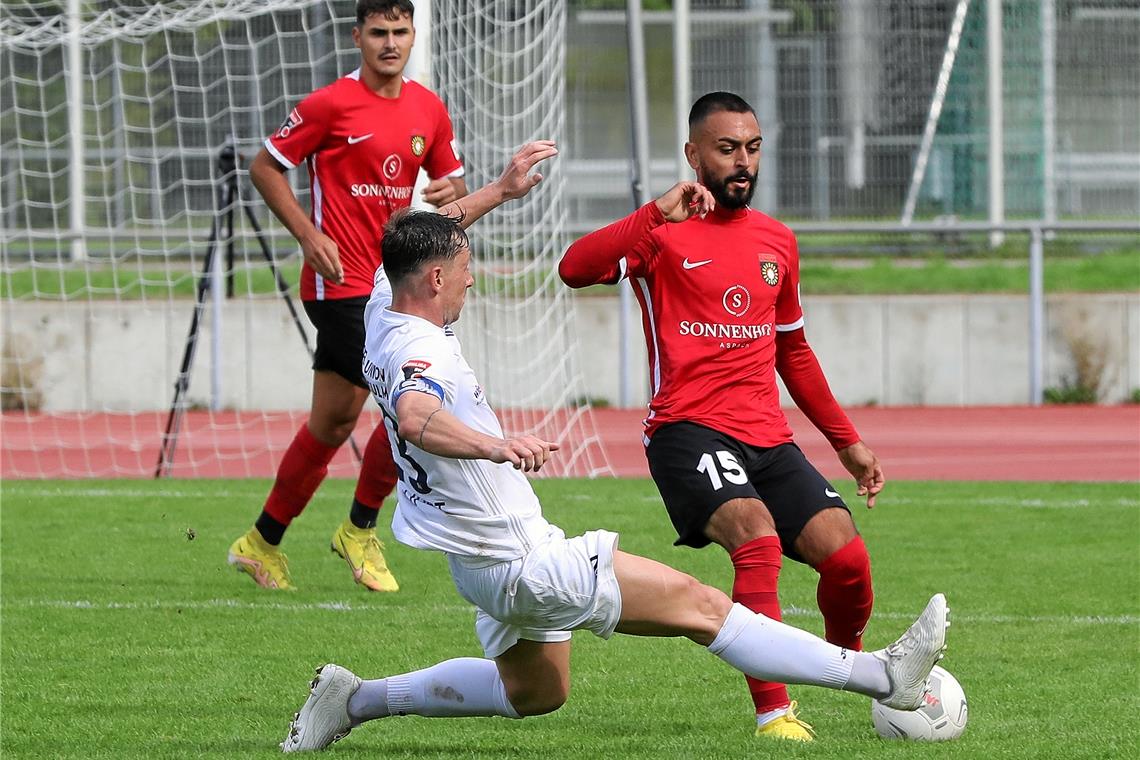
[561,203,859,450]
[265,71,464,301]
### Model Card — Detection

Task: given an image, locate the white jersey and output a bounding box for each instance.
[362,284,552,561]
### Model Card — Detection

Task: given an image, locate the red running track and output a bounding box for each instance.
[2,406,1138,481]
[591,406,1140,482]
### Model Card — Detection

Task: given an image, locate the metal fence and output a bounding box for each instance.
[3,0,1137,257]
[563,0,1140,232]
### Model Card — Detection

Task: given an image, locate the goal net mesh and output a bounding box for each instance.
[1,0,612,479]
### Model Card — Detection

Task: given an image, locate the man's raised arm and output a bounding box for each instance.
[436,141,558,231]
[559,181,715,288]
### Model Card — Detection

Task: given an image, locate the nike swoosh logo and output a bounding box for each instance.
[825,488,840,498]
[682,258,712,269]
[347,134,374,144]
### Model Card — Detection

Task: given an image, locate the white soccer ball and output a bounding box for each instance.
[871,665,968,741]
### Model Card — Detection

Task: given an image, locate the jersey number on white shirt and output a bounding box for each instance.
[378,404,432,495]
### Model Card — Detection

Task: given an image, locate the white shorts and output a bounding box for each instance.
[446,527,622,658]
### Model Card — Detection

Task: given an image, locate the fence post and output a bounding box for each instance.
[1028,226,1045,405]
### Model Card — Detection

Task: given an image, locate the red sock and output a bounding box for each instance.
[353,424,399,508]
[731,535,790,714]
[815,535,874,650]
[263,423,339,526]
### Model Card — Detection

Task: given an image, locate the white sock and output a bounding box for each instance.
[708,603,865,691]
[755,706,790,727]
[347,657,521,722]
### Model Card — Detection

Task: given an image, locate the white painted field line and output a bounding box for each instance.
[8,487,265,499]
[781,605,1138,626]
[861,496,1139,509]
[6,598,1136,626]
[7,598,474,615]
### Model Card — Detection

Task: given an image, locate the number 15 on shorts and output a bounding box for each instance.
[697,451,748,490]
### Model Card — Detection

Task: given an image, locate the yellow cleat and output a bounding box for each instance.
[227,528,295,590]
[755,701,815,742]
[330,519,400,592]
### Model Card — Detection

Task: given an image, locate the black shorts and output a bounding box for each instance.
[645,421,848,562]
[302,297,369,389]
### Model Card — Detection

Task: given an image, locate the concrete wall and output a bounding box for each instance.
[2,293,1137,411]
[569,293,1140,407]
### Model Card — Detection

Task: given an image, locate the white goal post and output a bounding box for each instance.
[1,0,612,479]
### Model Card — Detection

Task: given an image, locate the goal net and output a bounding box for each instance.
[1,0,612,479]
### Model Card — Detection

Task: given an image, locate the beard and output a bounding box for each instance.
[704,167,757,210]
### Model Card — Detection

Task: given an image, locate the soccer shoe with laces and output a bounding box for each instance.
[330,519,400,592]
[227,528,294,590]
[754,700,815,742]
[873,593,949,710]
[281,664,361,753]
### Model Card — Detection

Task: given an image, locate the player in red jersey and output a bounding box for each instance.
[227,0,467,592]
[558,92,885,741]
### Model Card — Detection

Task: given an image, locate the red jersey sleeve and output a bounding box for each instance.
[559,202,664,287]
[774,229,805,331]
[423,100,464,180]
[264,87,336,169]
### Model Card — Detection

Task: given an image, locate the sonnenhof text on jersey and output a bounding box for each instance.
[351,184,414,200]
[679,320,773,339]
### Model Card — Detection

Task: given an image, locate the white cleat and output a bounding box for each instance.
[874,593,950,711]
[281,664,361,753]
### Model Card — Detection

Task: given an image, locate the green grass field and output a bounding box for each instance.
[3,246,1139,300]
[2,479,1137,759]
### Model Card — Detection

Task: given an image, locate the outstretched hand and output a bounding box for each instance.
[837,441,885,508]
[654,181,715,222]
[489,434,560,473]
[494,140,559,201]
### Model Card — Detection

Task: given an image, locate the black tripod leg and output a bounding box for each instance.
[224,185,236,299]
[155,222,220,478]
[239,192,364,464]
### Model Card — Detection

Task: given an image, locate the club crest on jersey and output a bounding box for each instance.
[276,107,303,139]
[411,135,426,157]
[401,359,431,380]
[759,259,780,287]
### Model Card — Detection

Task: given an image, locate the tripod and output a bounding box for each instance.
[155,142,362,477]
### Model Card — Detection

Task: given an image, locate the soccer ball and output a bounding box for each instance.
[871,665,968,741]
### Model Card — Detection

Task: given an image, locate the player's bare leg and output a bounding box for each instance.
[610,550,946,710]
[494,639,572,716]
[307,369,370,446]
[797,508,873,651]
[704,499,809,738]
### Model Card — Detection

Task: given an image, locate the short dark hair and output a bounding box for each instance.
[356,0,414,25]
[688,91,755,130]
[382,210,469,286]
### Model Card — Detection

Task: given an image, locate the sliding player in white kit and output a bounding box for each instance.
[280,176,950,753]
